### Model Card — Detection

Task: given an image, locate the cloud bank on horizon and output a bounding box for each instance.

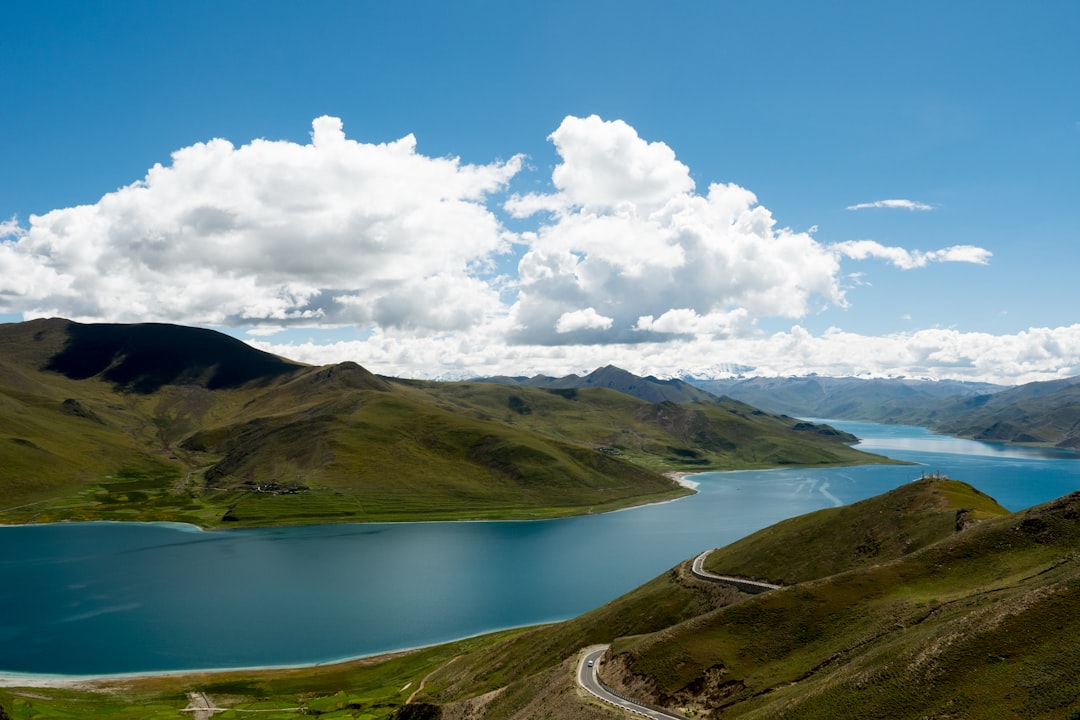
[1,115,1076,385]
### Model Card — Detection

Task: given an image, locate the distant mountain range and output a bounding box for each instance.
[0,319,886,527]
[685,375,1003,419]
[481,364,721,404]
[4,315,1073,532]
[684,375,1080,450]
[919,376,1080,449]
[480,366,1080,450]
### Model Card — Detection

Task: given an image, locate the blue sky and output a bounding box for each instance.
[2,1,1078,383]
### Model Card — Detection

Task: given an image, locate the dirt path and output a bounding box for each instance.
[180,692,303,716]
[181,691,217,719]
[407,655,461,704]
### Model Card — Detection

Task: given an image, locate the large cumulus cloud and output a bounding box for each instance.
[507,116,841,344]
[0,116,521,329]
[504,115,993,346]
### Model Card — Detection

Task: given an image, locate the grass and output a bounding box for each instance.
[417,562,745,705]
[603,483,1080,718]
[411,381,893,473]
[700,476,1011,585]
[0,630,523,720]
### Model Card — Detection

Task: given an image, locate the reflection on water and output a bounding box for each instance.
[1,420,1078,676]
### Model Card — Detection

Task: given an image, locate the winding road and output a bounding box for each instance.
[575,554,782,717]
[691,550,780,593]
[577,645,687,720]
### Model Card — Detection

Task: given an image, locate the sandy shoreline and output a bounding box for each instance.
[664,471,701,490]
[0,648,416,689]
[0,673,104,689]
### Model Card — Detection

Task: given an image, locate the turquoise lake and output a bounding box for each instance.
[2,420,1078,677]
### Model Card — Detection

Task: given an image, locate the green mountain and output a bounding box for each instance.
[593,482,1080,719]
[11,478,1080,720]
[921,376,1080,449]
[0,319,887,527]
[402,478,1080,719]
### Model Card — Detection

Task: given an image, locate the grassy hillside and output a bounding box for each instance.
[0,630,523,720]
[699,476,1008,585]
[7,477,1059,720]
[603,483,1080,719]
[421,477,1010,718]
[0,319,889,527]
[393,380,875,474]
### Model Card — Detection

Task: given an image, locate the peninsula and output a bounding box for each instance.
[0,318,892,528]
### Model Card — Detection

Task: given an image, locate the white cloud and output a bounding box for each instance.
[555,307,614,333]
[846,199,934,211]
[0,117,522,328]
[253,322,1080,387]
[547,115,695,212]
[927,245,993,265]
[0,216,26,239]
[507,117,846,345]
[832,240,991,269]
[635,308,751,337]
[245,325,288,337]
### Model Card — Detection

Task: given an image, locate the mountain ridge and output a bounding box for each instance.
[5,317,305,393]
[0,319,888,527]
[479,364,723,405]
[687,373,1080,450]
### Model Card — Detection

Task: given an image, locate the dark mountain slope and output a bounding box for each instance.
[34,318,305,392]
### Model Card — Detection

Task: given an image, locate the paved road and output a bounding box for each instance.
[577,645,687,720]
[574,554,780,717]
[691,550,780,594]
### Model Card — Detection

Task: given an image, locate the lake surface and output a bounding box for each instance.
[2,421,1078,677]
